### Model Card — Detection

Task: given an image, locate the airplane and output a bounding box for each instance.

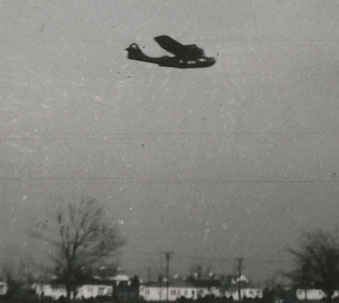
[125,35,216,69]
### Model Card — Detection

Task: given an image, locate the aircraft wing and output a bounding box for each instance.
[154,35,187,56]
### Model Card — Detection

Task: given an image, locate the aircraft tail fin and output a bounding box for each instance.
[126,43,145,59]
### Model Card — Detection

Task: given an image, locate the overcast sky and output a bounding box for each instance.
[1,0,339,282]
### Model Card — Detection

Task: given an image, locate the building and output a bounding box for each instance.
[296,289,339,301]
[218,273,263,301]
[33,283,113,300]
[33,283,67,300]
[110,273,130,286]
[140,281,218,301]
[77,284,113,299]
[140,282,199,301]
[139,275,263,302]
[32,273,131,300]
[225,288,263,300]
[0,282,8,296]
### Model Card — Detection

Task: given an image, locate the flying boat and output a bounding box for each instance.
[126,35,216,69]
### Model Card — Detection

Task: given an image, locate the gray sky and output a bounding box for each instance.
[1,0,339,282]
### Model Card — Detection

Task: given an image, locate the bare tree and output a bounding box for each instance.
[288,229,339,303]
[32,196,124,302]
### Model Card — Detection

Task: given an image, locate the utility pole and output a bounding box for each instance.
[164,251,174,303]
[147,266,152,282]
[236,257,244,303]
[158,255,163,301]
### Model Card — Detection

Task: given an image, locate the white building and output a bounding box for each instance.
[77,284,113,299]
[231,275,249,285]
[225,288,263,301]
[33,283,113,300]
[296,289,339,301]
[33,284,67,300]
[140,281,228,301]
[0,282,8,296]
[108,274,130,286]
[140,282,207,301]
